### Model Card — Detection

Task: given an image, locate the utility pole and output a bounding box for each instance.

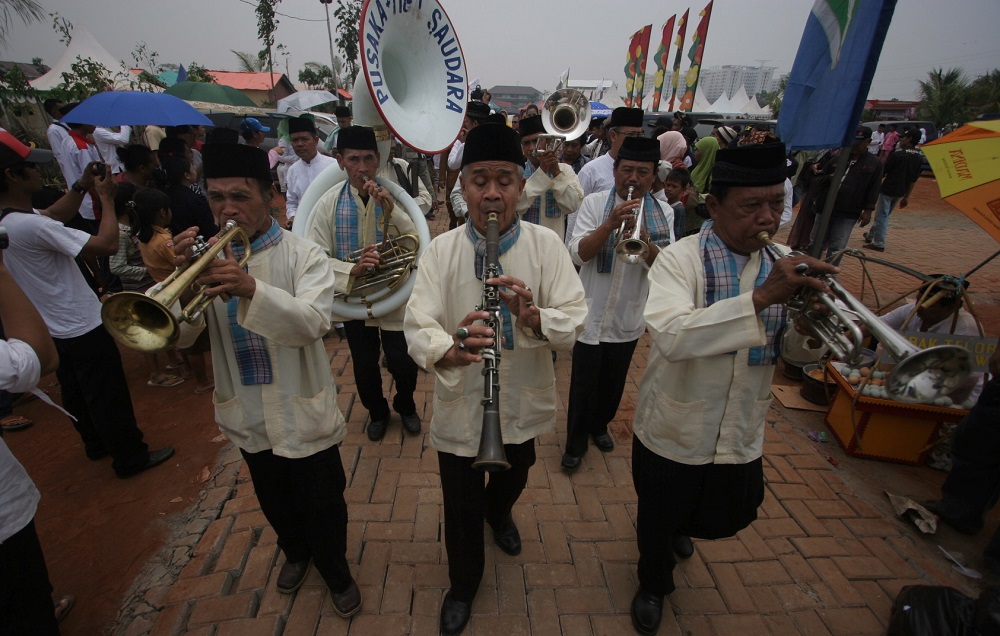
[320,0,340,102]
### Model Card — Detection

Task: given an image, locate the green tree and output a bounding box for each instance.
[756,74,788,118]
[126,41,166,91]
[255,0,281,98]
[0,0,43,46]
[969,69,1000,116]
[54,56,117,101]
[185,63,216,83]
[918,68,970,128]
[232,50,265,73]
[333,0,361,87]
[298,61,334,90]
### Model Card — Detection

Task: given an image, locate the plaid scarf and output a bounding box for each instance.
[522,162,560,224]
[227,219,283,385]
[597,189,673,273]
[699,221,786,366]
[465,217,521,350]
[333,182,385,260]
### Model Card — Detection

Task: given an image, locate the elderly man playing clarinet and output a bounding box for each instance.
[628,142,837,635]
[404,123,587,636]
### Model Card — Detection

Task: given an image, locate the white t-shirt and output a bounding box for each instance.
[2,210,102,338]
[0,337,42,543]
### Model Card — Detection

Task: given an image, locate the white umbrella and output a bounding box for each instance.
[277,90,338,113]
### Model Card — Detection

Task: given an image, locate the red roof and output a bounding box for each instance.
[866,100,922,109]
[207,71,291,90]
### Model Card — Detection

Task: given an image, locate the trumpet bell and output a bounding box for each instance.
[615,239,649,265]
[101,292,179,353]
[886,345,973,404]
[542,88,591,140]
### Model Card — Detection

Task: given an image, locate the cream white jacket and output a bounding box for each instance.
[404,222,587,457]
[634,236,779,465]
[199,231,349,459]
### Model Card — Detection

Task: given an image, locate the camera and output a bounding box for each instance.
[91,162,107,177]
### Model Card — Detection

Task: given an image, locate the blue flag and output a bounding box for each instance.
[777,0,897,150]
[176,64,188,83]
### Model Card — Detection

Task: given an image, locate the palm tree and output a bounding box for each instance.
[969,69,1000,116]
[231,50,264,73]
[0,0,44,47]
[918,68,970,129]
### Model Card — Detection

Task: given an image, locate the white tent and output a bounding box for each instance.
[729,86,752,113]
[31,26,129,92]
[690,86,714,112]
[709,91,736,115]
[749,97,773,117]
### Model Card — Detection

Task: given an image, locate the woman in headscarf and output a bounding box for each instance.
[657,131,690,167]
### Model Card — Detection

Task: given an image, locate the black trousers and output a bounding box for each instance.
[632,436,764,596]
[938,378,1000,537]
[343,321,418,421]
[53,325,148,474]
[564,339,638,456]
[0,519,59,635]
[438,440,535,602]
[240,444,353,594]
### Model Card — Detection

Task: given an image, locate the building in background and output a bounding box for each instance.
[489,85,543,111]
[864,99,922,120]
[698,65,778,103]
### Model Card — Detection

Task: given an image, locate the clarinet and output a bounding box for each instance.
[471,212,511,472]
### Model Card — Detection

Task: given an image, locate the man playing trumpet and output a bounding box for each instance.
[404,123,587,635]
[305,126,423,441]
[562,136,675,473]
[629,142,836,635]
[171,143,360,617]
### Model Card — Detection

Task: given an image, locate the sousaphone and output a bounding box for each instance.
[293,0,467,320]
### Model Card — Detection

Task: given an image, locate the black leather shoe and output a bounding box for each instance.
[86,445,109,461]
[491,514,522,556]
[440,592,471,635]
[672,535,694,559]
[331,579,362,617]
[863,242,885,252]
[593,433,615,452]
[367,417,388,441]
[335,325,347,339]
[116,446,175,478]
[401,412,421,435]
[561,452,582,472]
[630,588,664,636]
[276,558,310,594]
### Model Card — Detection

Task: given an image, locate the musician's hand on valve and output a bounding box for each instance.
[752,255,839,314]
[438,310,493,368]
[170,226,202,267]
[538,150,559,177]
[195,242,256,299]
[604,199,639,234]
[350,244,381,276]
[490,274,541,334]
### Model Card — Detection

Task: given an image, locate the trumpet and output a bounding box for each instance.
[101,221,250,352]
[757,232,971,403]
[530,88,592,157]
[615,186,649,264]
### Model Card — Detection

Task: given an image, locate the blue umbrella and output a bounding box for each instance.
[60,91,212,127]
[590,101,613,117]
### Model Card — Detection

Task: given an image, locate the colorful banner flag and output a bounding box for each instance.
[679,1,714,111]
[623,26,651,107]
[650,15,676,112]
[632,25,653,109]
[777,0,898,150]
[667,9,688,112]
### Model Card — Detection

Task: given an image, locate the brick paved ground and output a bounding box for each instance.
[109,178,999,635]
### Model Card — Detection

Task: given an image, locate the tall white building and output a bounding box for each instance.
[698,65,777,103]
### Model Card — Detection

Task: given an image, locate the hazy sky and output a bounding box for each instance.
[3,0,998,102]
